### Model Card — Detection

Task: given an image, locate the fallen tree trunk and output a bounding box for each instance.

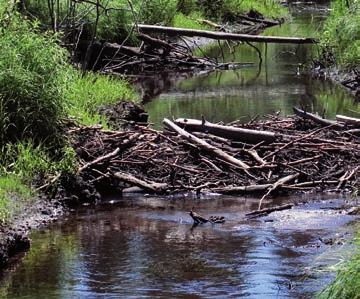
[174,118,276,143]
[293,107,343,128]
[163,118,250,169]
[137,24,317,44]
[212,183,273,194]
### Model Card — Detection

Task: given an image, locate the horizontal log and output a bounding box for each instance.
[293,107,343,128]
[174,118,276,143]
[137,24,317,44]
[246,204,294,217]
[114,172,168,194]
[336,115,360,127]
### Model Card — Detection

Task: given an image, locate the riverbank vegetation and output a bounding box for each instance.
[319,229,360,299]
[319,0,359,68]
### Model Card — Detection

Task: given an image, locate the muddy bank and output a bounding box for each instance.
[0,197,63,268]
[313,65,360,101]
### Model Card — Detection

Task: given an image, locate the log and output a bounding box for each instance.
[174,118,276,143]
[336,115,360,127]
[114,172,168,193]
[163,118,250,169]
[293,107,343,128]
[137,24,317,44]
[212,183,273,194]
[246,204,294,217]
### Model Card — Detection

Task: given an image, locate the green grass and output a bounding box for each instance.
[173,12,209,30]
[319,0,360,68]
[0,175,32,223]
[65,71,138,127]
[318,229,360,299]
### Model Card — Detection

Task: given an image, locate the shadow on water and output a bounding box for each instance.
[0,194,358,298]
[140,1,359,129]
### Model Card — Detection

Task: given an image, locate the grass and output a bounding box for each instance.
[0,175,32,223]
[318,229,360,299]
[173,12,209,30]
[319,0,360,68]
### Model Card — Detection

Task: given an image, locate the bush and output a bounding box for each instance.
[0,6,69,146]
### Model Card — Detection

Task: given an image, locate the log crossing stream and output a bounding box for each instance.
[0,2,359,299]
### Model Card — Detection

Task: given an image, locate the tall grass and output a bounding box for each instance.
[320,0,360,68]
[318,230,360,299]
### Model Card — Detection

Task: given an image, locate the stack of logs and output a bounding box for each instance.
[69,107,359,208]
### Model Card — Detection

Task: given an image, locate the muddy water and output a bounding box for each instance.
[0,195,357,298]
[143,2,359,128]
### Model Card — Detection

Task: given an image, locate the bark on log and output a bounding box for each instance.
[293,107,343,128]
[137,24,317,44]
[114,172,168,193]
[336,115,360,127]
[79,147,120,172]
[163,118,250,169]
[174,118,276,143]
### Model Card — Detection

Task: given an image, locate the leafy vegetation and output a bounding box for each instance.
[319,0,360,67]
[318,230,360,299]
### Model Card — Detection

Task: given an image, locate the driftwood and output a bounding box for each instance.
[70,109,359,201]
[114,172,168,194]
[336,115,360,127]
[174,118,276,143]
[163,118,250,169]
[246,204,294,218]
[189,210,208,224]
[293,107,343,128]
[137,24,317,44]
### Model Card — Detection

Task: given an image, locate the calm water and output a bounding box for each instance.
[143,2,359,128]
[1,2,359,299]
[0,195,357,298]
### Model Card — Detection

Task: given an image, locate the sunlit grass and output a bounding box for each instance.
[318,229,360,299]
[320,0,360,68]
[173,12,209,30]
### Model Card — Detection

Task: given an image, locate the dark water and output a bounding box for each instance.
[0,195,357,298]
[143,2,359,128]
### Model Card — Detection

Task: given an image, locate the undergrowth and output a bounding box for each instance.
[318,229,360,299]
[319,0,360,68]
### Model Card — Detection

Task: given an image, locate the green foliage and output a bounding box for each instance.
[197,0,287,21]
[65,71,138,126]
[173,12,209,30]
[0,175,32,223]
[318,230,360,299]
[320,0,360,67]
[0,6,69,146]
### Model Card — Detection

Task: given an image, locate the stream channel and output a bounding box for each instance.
[1,1,359,298]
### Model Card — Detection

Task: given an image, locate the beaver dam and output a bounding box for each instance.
[70,107,359,210]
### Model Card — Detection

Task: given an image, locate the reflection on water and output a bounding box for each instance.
[143,2,359,128]
[0,195,357,298]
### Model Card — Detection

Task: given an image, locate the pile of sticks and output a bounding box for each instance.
[69,108,359,208]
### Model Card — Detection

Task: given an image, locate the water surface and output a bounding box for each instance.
[143,1,359,128]
[0,195,357,298]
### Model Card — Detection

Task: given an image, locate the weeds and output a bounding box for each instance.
[318,230,360,299]
[319,0,360,68]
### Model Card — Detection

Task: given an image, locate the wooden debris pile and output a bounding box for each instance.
[69,108,360,207]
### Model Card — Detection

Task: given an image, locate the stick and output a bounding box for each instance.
[79,147,120,172]
[246,204,294,217]
[163,118,250,169]
[114,172,168,193]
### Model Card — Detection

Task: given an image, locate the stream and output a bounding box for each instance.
[1,1,359,298]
